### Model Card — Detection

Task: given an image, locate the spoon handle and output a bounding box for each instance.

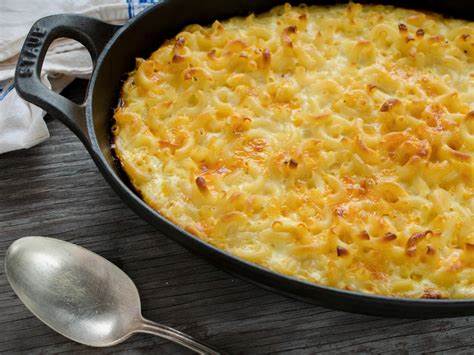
[138,318,221,354]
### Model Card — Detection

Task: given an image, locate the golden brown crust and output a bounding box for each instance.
[113,3,474,298]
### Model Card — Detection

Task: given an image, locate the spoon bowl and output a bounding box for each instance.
[5,236,219,353]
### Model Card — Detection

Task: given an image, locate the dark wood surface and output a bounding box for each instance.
[1,80,474,354]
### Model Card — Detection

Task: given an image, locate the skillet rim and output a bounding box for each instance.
[84,0,474,313]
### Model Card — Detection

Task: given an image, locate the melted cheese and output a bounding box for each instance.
[113,3,474,298]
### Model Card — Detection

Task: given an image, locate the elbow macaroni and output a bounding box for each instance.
[113,3,474,298]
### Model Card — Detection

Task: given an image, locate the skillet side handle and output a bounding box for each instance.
[14,15,119,145]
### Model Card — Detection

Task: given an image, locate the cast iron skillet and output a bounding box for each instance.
[15,0,474,318]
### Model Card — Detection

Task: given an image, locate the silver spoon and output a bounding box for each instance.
[5,236,220,354]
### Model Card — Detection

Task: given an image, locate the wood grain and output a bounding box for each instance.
[1,80,474,354]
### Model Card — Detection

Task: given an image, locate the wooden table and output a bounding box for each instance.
[1,80,473,354]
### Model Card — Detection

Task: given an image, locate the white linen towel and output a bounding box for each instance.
[0,0,159,154]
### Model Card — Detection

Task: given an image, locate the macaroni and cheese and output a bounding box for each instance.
[113,3,474,298]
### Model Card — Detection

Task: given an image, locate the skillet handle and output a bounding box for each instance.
[14,15,119,145]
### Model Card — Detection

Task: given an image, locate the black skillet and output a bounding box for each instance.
[14,0,474,318]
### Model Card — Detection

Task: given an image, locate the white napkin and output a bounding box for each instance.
[0,0,158,154]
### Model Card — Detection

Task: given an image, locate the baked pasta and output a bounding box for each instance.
[113,3,474,298]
